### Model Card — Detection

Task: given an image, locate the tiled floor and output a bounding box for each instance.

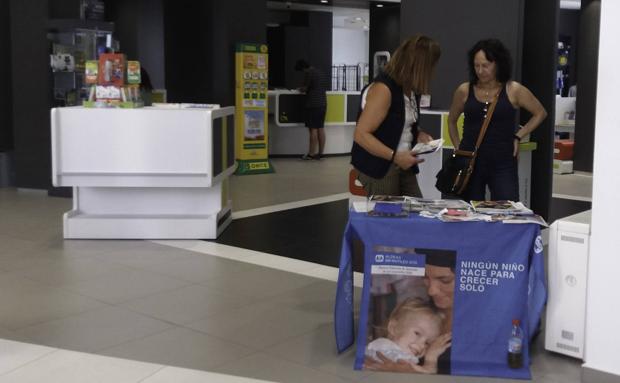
[0,158,589,382]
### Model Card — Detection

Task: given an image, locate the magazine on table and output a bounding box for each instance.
[367,195,411,217]
[470,200,534,215]
[406,197,471,213]
[411,138,444,155]
[436,208,492,222]
[494,214,549,227]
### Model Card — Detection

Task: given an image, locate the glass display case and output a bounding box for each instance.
[48,19,114,106]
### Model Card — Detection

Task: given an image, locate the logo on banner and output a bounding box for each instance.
[534,236,543,254]
[375,254,385,263]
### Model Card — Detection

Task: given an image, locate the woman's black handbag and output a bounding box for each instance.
[435,92,499,196]
[435,149,476,195]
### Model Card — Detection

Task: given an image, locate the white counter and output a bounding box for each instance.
[51,106,235,239]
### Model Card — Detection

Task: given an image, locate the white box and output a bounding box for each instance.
[553,159,573,174]
[545,210,591,359]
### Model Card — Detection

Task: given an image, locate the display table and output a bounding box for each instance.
[334,211,546,379]
[51,106,236,239]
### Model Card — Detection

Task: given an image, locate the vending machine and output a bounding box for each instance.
[234,43,274,175]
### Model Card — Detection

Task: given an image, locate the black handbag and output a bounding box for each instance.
[435,92,499,196]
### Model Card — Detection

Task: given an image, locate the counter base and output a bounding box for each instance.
[63,205,231,239]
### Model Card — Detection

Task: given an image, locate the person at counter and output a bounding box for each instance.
[351,35,441,196]
[447,38,547,201]
[295,59,329,160]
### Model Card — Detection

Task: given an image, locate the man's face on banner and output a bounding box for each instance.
[424,265,455,309]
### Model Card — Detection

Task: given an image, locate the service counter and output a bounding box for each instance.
[51,106,236,239]
[267,90,359,155]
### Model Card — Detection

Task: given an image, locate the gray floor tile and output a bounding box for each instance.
[187,299,330,349]
[0,273,105,330]
[0,349,163,383]
[60,267,192,304]
[101,327,256,371]
[120,284,254,325]
[135,253,255,283]
[265,322,372,381]
[269,280,338,316]
[11,258,132,287]
[0,234,42,258]
[12,306,173,353]
[213,352,352,383]
[93,244,203,268]
[0,339,56,376]
[201,266,321,299]
[140,366,273,383]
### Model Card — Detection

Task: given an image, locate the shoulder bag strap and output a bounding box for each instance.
[459,89,501,192]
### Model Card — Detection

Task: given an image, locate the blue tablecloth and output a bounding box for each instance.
[334,211,546,379]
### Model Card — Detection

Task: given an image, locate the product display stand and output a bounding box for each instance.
[51,106,236,239]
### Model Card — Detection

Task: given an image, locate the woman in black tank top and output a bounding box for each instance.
[447,39,547,202]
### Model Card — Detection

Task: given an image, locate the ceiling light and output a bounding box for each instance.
[320,0,328,3]
[376,3,384,7]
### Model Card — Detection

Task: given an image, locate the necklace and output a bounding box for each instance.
[477,82,500,102]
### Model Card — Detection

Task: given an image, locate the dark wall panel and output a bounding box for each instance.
[210,1,267,106]
[285,25,310,88]
[574,0,600,172]
[401,0,524,110]
[163,1,213,103]
[164,0,266,106]
[137,0,165,88]
[522,0,559,220]
[307,11,332,82]
[267,26,285,88]
[10,0,53,189]
[369,2,399,80]
[107,0,166,89]
[283,11,332,89]
[0,0,13,152]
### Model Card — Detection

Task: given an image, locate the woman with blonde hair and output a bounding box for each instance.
[352,35,441,196]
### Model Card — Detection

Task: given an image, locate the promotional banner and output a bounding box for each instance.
[334,213,546,380]
[234,43,274,175]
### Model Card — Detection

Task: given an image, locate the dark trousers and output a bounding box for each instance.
[464,155,519,201]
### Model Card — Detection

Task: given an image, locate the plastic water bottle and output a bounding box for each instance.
[507,319,523,369]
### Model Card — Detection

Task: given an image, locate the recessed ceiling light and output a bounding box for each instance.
[355,17,363,21]
[320,0,328,3]
[376,3,384,7]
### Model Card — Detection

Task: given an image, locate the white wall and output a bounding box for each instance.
[584,0,620,377]
[332,27,369,65]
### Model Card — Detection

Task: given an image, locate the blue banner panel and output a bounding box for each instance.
[334,212,545,380]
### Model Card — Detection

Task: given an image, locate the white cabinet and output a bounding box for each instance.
[545,210,591,359]
[51,106,235,239]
